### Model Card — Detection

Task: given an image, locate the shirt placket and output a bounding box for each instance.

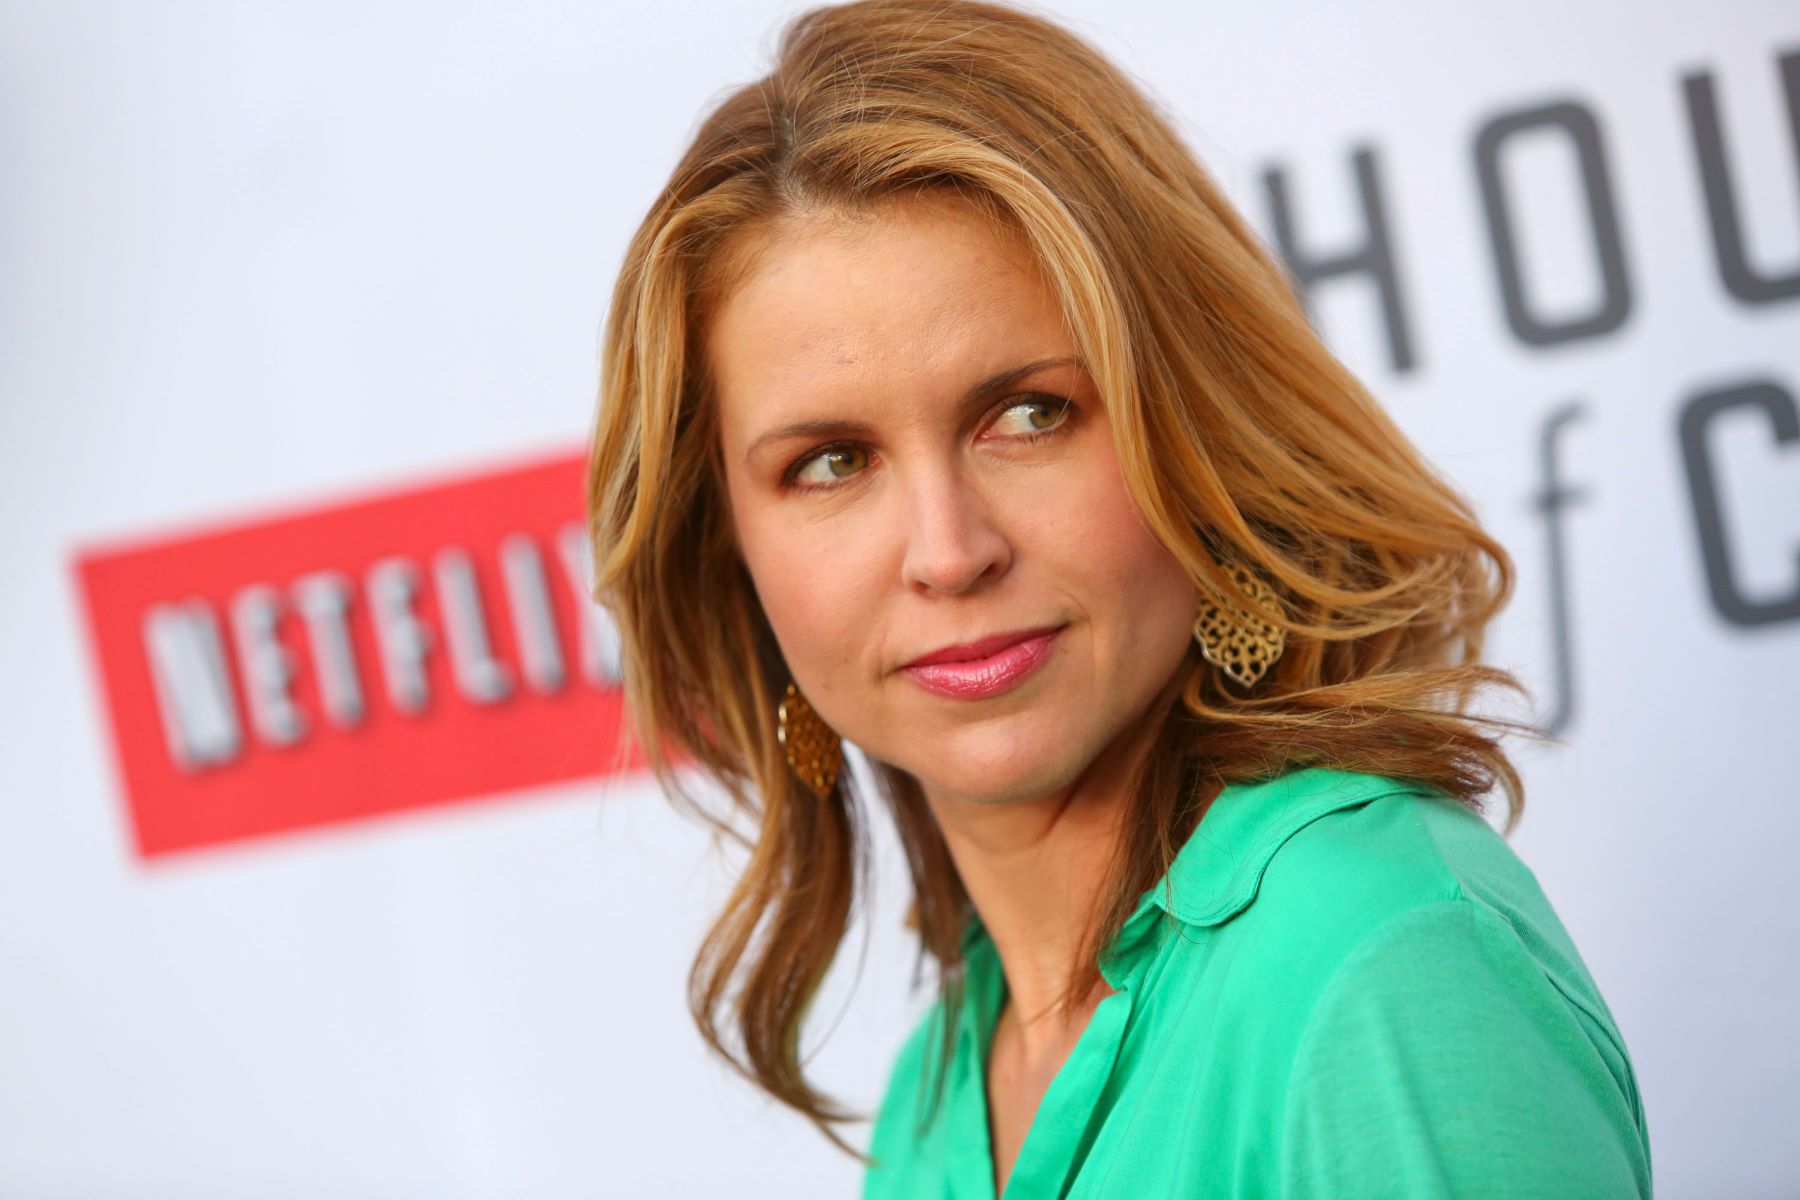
[956,902,1165,1200]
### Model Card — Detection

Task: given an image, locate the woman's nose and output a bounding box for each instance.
[898,466,1012,596]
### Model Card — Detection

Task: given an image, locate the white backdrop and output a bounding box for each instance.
[4,1,1798,1196]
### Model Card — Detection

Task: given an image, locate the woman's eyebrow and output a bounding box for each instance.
[742,354,1081,464]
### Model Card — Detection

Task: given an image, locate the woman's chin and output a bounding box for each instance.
[903,748,1077,808]
[889,702,1076,778]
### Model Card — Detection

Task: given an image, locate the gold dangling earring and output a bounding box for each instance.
[1192,562,1287,689]
[776,679,844,800]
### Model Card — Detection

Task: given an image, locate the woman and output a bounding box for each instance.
[586,0,1653,1195]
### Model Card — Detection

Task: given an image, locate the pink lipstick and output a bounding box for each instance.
[900,624,1065,699]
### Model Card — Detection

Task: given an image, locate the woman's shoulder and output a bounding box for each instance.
[1244,775,1599,1001]
[1193,773,1652,1195]
[1180,770,1633,1080]
[1248,783,1651,1196]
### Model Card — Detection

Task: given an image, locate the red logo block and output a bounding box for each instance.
[71,448,649,860]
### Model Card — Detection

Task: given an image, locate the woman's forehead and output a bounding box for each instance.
[704,199,1062,418]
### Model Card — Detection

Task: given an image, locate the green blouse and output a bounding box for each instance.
[862,766,1652,1199]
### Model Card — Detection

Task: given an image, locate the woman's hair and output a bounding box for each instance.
[586,0,1550,1161]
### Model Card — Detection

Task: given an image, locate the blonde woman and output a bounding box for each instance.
[586,1,1652,1195]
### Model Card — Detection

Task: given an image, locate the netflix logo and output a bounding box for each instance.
[71,449,648,860]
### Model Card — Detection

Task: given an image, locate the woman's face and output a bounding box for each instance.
[708,192,1199,808]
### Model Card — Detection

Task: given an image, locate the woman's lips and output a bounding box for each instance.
[901,626,1063,699]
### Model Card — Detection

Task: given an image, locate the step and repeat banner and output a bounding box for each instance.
[4,2,1796,1196]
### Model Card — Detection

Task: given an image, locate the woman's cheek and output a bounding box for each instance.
[749,521,876,671]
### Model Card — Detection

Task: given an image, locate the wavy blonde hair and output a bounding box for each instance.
[586,0,1549,1162]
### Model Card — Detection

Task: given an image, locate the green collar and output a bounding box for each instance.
[959,766,1438,972]
[1143,765,1437,927]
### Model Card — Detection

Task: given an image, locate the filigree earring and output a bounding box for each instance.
[776,679,844,800]
[1192,562,1287,689]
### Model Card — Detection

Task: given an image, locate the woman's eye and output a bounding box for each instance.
[782,393,1074,492]
[790,445,871,488]
[990,395,1073,436]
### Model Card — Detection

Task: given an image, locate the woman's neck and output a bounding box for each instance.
[921,672,1181,1061]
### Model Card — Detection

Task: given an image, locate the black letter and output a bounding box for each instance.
[1531,402,1590,735]
[1684,49,1800,306]
[1262,145,1418,373]
[1677,379,1800,627]
[1474,100,1633,346]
